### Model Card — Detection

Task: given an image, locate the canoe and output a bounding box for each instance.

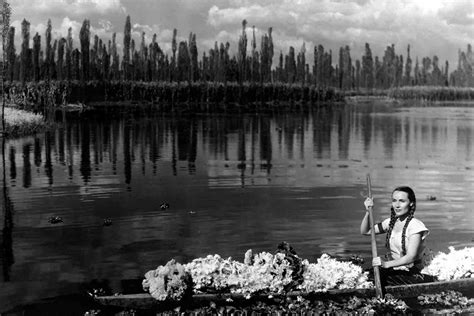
[95,277,474,309]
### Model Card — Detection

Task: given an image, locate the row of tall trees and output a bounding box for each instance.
[3,15,474,89]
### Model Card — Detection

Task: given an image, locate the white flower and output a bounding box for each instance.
[421,247,474,281]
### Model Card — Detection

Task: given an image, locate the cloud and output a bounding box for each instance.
[206,0,472,66]
[437,0,474,26]
[11,0,126,18]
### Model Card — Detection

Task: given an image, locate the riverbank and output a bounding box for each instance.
[1,83,473,138]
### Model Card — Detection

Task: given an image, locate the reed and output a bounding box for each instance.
[4,80,344,111]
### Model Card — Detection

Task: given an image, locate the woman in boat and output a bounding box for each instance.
[360,186,435,285]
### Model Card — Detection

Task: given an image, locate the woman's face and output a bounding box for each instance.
[392,190,411,218]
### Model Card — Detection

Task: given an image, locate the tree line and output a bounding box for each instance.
[3,16,474,90]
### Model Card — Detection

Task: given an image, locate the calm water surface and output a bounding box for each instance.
[1,101,473,312]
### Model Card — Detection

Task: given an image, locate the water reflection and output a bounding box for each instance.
[1,102,473,311]
[2,139,14,282]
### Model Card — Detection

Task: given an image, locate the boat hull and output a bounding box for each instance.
[96,278,474,309]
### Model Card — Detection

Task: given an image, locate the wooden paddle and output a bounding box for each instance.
[366,174,384,297]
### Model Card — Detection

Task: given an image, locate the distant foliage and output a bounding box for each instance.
[2,15,473,93]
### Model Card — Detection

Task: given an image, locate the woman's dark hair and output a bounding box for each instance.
[385,186,417,255]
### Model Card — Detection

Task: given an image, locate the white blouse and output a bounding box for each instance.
[381,217,431,270]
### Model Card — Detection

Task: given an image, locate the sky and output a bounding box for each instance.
[7,0,474,68]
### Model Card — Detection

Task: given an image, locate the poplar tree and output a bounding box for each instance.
[57,37,66,80]
[90,34,99,79]
[65,27,73,81]
[444,60,449,86]
[171,28,177,81]
[355,60,361,90]
[72,48,80,80]
[6,26,15,81]
[79,19,90,81]
[251,25,258,81]
[421,56,431,85]
[374,56,383,89]
[382,44,396,88]
[32,33,40,81]
[20,19,30,83]
[45,19,52,80]
[431,55,442,85]
[286,46,296,83]
[50,39,57,79]
[123,15,131,80]
[342,46,352,89]
[414,57,420,85]
[259,27,273,82]
[276,50,283,82]
[404,45,412,85]
[361,43,373,89]
[237,19,247,83]
[149,33,162,81]
[296,43,306,84]
[189,33,199,81]
[177,41,190,82]
[314,44,325,87]
[111,32,119,80]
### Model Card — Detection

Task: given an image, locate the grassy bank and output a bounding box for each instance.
[344,86,474,101]
[388,86,474,101]
[2,107,45,138]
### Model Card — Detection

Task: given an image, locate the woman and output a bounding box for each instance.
[360,186,435,285]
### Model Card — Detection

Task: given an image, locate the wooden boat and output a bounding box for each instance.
[95,277,474,309]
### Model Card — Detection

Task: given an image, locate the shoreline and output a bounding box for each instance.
[2,85,473,138]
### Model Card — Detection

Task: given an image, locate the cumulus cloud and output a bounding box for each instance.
[206,0,472,66]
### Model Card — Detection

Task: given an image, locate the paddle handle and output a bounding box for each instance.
[367,174,383,297]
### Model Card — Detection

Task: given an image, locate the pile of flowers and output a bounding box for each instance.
[298,254,372,293]
[231,251,296,298]
[421,247,474,281]
[184,254,246,293]
[142,259,192,301]
[142,245,373,301]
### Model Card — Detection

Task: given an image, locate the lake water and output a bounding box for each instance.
[1,100,473,313]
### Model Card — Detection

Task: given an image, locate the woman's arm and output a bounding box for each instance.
[360,197,383,235]
[374,233,422,269]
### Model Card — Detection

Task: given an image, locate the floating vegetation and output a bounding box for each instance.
[48,216,63,224]
[167,294,410,315]
[102,219,112,226]
[418,291,474,313]
[159,202,170,210]
[3,106,45,137]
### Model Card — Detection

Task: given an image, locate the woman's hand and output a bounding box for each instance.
[372,256,389,268]
[364,197,374,211]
